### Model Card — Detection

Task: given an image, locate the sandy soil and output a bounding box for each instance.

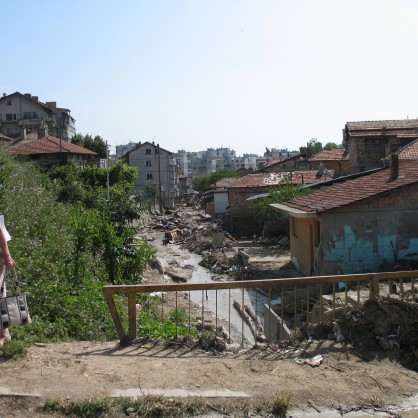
[0,208,417,417]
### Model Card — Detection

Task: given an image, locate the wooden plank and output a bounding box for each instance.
[103,289,127,342]
[128,293,137,341]
[103,270,418,295]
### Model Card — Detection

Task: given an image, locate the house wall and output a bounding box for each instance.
[127,144,178,208]
[227,187,265,236]
[262,158,308,173]
[319,184,418,275]
[348,136,398,173]
[289,216,320,276]
[309,160,351,177]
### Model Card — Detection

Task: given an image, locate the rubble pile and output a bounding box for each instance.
[147,209,242,276]
[298,297,418,370]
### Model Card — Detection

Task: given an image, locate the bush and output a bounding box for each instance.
[0,146,154,347]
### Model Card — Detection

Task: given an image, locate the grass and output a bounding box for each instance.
[271,392,291,417]
[40,395,207,417]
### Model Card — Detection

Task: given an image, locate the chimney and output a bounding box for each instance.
[24,93,32,99]
[37,128,47,138]
[389,154,399,181]
[32,96,39,101]
[2,93,6,98]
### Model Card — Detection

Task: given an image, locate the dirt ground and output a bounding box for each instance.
[0,207,417,417]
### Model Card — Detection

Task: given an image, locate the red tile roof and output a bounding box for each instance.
[394,138,418,160]
[11,135,97,156]
[278,160,418,214]
[213,177,240,188]
[229,171,334,188]
[309,149,349,161]
[346,119,418,131]
[0,133,13,142]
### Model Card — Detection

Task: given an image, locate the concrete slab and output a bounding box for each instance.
[0,386,41,398]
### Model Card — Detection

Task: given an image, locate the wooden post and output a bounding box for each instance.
[128,293,137,341]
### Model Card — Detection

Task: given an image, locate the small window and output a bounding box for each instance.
[6,101,11,106]
[146,173,153,179]
[155,148,159,154]
[146,160,152,167]
[146,148,151,155]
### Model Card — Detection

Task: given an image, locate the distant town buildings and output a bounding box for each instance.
[175,147,300,177]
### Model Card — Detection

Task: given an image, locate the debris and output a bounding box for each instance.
[294,354,324,367]
[333,322,344,342]
[308,398,321,412]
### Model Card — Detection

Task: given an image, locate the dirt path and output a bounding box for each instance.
[0,338,417,417]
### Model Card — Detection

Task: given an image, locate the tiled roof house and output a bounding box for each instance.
[343,118,418,173]
[308,148,350,177]
[271,158,418,276]
[11,133,97,166]
[225,170,334,236]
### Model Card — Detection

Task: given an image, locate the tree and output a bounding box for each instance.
[191,169,240,193]
[252,182,311,225]
[323,142,339,150]
[70,134,108,158]
[299,138,323,156]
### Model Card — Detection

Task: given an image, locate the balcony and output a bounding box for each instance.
[18,118,44,127]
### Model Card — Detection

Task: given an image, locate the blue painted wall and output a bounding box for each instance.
[321,209,418,274]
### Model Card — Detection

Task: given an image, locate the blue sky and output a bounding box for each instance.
[2,1,418,156]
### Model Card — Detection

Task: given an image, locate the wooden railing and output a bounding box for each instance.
[103,270,417,344]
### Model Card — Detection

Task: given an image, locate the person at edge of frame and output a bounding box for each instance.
[0,219,16,345]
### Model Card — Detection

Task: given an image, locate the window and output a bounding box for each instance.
[6,127,19,135]
[146,160,152,167]
[23,112,37,119]
[6,101,11,106]
[6,114,17,121]
[146,148,151,155]
[155,148,159,154]
[146,173,153,179]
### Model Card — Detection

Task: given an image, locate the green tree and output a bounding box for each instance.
[70,134,108,158]
[252,182,311,225]
[323,142,339,150]
[83,135,108,158]
[299,138,323,156]
[191,168,240,193]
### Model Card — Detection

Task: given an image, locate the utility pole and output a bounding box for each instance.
[157,143,162,213]
[106,141,110,201]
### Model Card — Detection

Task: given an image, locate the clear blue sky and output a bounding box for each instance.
[2,1,417,156]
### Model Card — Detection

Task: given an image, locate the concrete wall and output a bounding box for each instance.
[320,185,418,274]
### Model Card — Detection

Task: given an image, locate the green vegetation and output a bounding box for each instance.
[191,168,240,192]
[251,181,311,225]
[41,395,207,417]
[0,146,196,356]
[299,138,343,155]
[71,133,108,158]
